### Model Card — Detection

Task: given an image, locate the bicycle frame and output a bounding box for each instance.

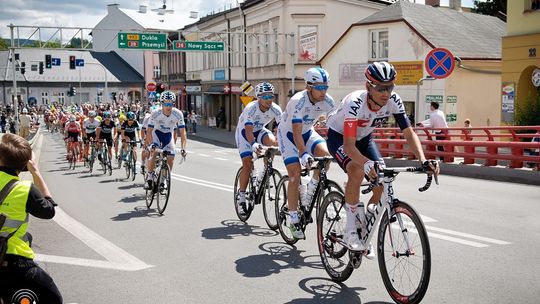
[252,148,277,203]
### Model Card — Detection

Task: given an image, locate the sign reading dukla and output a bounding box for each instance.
[118,33,167,50]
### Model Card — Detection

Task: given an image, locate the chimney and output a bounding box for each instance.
[189,11,198,19]
[449,0,463,11]
[107,3,120,13]
[139,4,147,13]
[425,0,440,7]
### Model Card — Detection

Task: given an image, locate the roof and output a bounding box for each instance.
[119,7,196,31]
[355,0,506,59]
[0,49,143,83]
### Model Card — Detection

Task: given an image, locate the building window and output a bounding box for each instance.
[153,65,160,79]
[273,28,279,64]
[58,92,65,104]
[263,31,269,66]
[370,29,388,60]
[41,92,49,104]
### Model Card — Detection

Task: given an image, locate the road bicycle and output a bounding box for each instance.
[86,139,98,173]
[233,147,282,230]
[123,140,140,181]
[97,139,113,176]
[317,163,437,304]
[275,157,343,245]
[66,137,80,170]
[145,147,182,215]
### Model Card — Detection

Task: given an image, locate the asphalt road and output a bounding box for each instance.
[23,131,540,303]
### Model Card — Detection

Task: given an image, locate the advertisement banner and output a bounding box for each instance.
[501,82,515,122]
[298,26,318,62]
[391,61,424,85]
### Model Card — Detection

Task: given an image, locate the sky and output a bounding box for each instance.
[0,0,477,41]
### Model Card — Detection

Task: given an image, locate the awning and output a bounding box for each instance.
[204,86,225,94]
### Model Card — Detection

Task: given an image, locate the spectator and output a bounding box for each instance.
[19,108,32,139]
[0,134,63,303]
[0,111,6,133]
[189,110,198,134]
[462,118,473,140]
[216,106,226,129]
[532,0,539,10]
[418,101,448,160]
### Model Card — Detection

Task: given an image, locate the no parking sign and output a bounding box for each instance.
[425,48,455,79]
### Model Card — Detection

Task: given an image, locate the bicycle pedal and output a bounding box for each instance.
[349,251,363,269]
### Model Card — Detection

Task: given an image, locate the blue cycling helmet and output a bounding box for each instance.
[365,61,396,83]
[304,67,330,84]
[160,91,176,102]
[255,82,275,97]
[127,111,136,120]
[103,111,111,118]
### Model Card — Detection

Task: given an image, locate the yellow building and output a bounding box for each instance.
[502,0,540,123]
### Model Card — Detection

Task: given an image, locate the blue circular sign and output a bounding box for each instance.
[425,48,455,79]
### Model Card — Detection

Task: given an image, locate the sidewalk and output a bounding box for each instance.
[187,124,236,147]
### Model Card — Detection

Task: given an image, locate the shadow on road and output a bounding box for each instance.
[118,183,143,190]
[110,206,161,221]
[285,277,368,304]
[201,219,277,240]
[118,193,146,203]
[234,242,322,278]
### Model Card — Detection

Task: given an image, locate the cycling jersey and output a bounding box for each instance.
[235,101,282,158]
[64,122,81,133]
[122,120,140,140]
[326,90,410,140]
[97,120,116,136]
[277,90,335,165]
[148,108,185,155]
[83,118,100,134]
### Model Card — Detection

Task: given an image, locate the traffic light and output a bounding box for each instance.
[39,62,44,75]
[20,62,26,75]
[45,54,52,69]
[72,86,76,96]
[69,56,76,70]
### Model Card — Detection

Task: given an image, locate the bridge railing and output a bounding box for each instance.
[371,126,540,169]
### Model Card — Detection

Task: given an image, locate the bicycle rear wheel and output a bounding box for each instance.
[156,164,171,215]
[262,169,282,230]
[131,154,137,181]
[275,176,298,245]
[378,200,431,304]
[233,167,253,222]
[125,150,132,179]
[101,150,108,175]
[317,191,354,282]
[88,149,95,173]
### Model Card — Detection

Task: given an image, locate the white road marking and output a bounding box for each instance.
[198,154,210,157]
[35,208,152,271]
[424,225,511,245]
[214,157,228,161]
[171,173,233,192]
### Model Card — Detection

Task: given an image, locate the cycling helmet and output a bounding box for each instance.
[88,111,96,117]
[160,91,176,102]
[365,61,396,83]
[304,67,330,84]
[69,115,76,122]
[127,111,136,120]
[255,82,275,97]
[103,111,111,119]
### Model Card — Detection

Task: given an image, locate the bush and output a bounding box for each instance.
[514,91,540,126]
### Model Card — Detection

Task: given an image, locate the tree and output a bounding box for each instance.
[0,38,9,50]
[473,0,507,21]
[515,92,540,127]
[67,38,92,49]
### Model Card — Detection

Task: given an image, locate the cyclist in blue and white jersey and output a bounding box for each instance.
[277,67,336,239]
[235,82,282,216]
[326,61,439,254]
[144,92,187,190]
[140,104,159,174]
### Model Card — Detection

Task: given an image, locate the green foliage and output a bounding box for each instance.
[473,0,507,20]
[0,38,9,50]
[67,38,92,49]
[515,91,540,126]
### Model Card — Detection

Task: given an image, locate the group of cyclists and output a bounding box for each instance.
[235,61,440,258]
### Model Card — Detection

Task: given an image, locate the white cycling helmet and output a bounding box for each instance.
[255,82,275,97]
[160,91,176,102]
[304,67,330,84]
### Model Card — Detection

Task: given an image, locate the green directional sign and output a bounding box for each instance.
[173,40,224,52]
[118,32,167,50]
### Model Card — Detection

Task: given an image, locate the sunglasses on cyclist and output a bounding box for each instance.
[259,94,274,100]
[368,82,395,93]
[163,102,174,107]
[308,84,329,91]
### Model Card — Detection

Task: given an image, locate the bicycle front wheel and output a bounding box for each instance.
[378,200,431,304]
[317,191,354,282]
[131,154,137,181]
[275,176,298,245]
[125,151,132,179]
[156,164,171,215]
[233,167,253,222]
[262,169,282,230]
[101,150,108,175]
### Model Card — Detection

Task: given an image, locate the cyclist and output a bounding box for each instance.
[277,67,336,239]
[235,82,282,216]
[113,112,126,161]
[326,61,440,255]
[96,111,116,164]
[64,115,82,161]
[144,92,187,190]
[140,105,159,174]
[82,111,100,162]
[121,111,141,164]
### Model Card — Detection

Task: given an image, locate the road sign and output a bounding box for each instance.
[118,32,167,50]
[147,82,156,92]
[173,40,224,52]
[52,58,61,66]
[425,48,455,79]
[240,81,253,95]
[148,91,156,99]
[240,96,254,106]
[75,59,84,67]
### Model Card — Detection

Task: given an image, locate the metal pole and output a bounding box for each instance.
[415,80,421,125]
[290,33,295,97]
[236,1,246,83]
[79,68,82,104]
[10,24,19,134]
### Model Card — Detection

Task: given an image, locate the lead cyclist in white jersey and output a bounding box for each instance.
[277,67,336,239]
[235,82,283,215]
[326,61,439,254]
[144,91,188,190]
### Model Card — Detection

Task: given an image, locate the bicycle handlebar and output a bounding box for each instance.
[360,166,438,194]
[300,156,334,176]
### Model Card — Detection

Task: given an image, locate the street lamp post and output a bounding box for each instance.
[415,76,435,124]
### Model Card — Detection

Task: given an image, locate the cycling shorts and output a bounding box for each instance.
[235,127,273,159]
[67,131,80,143]
[277,126,326,166]
[99,133,113,147]
[123,132,136,142]
[151,130,175,155]
[326,128,384,172]
[83,132,96,144]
